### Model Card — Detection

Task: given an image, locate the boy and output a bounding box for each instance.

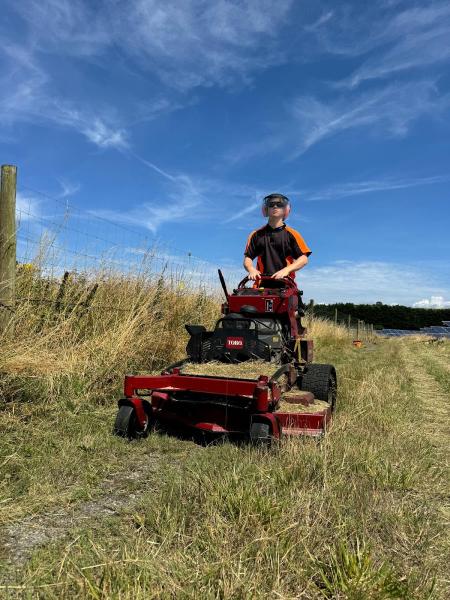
[243,193,311,281]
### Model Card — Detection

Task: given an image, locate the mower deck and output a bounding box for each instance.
[119,368,331,439]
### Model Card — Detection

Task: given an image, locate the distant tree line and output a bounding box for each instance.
[313,302,450,330]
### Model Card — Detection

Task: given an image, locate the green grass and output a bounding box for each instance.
[1,334,448,599]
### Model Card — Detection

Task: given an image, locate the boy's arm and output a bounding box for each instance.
[243,230,261,280]
[243,256,261,280]
[272,227,311,279]
[272,255,308,279]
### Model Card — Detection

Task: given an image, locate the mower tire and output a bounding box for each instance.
[299,364,337,410]
[114,405,149,439]
[250,422,271,446]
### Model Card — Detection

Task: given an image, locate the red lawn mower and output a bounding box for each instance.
[113,271,337,444]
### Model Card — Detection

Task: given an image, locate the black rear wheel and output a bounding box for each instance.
[299,364,337,410]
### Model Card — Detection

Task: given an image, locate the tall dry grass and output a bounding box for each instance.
[1,263,220,405]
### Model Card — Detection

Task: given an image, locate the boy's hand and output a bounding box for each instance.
[272,268,290,279]
[248,268,261,281]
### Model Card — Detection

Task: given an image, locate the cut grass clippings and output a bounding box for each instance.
[182,360,279,380]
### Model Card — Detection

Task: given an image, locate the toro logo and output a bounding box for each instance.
[226,336,244,349]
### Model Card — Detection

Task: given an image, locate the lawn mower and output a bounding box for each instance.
[113,271,337,444]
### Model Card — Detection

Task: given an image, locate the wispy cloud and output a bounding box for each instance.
[57,179,81,198]
[230,78,449,163]
[2,1,296,150]
[304,174,450,202]
[304,10,334,33]
[0,40,128,150]
[345,4,450,87]
[12,0,110,56]
[225,200,261,223]
[289,80,449,157]
[111,0,294,90]
[90,152,266,232]
[10,1,294,91]
[308,2,450,87]
[90,174,202,234]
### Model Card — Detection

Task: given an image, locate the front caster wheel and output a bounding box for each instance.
[113,405,149,439]
[250,422,271,447]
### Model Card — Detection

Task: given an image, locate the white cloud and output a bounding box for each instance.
[299,260,449,305]
[413,296,450,309]
[81,118,128,150]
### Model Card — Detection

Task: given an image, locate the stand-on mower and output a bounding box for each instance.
[113,271,337,444]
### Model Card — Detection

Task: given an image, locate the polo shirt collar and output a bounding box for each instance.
[265,223,286,232]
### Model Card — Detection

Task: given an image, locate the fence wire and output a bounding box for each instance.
[16,184,242,295]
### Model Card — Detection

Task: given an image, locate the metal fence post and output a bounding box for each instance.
[0,164,17,333]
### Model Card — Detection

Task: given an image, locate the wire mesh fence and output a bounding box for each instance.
[17,184,238,279]
[12,182,246,321]
[304,301,376,342]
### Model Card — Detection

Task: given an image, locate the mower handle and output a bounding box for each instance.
[237,274,298,290]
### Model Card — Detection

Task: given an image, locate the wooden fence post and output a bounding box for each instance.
[308,299,314,325]
[334,307,338,324]
[0,165,17,333]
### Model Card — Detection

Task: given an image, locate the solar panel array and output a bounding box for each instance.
[378,321,450,339]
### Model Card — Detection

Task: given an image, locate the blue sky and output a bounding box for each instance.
[1,0,449,306]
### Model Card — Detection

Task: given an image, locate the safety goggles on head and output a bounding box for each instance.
[262,193,291,218]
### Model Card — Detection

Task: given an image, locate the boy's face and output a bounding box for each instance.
[267,199,285,218]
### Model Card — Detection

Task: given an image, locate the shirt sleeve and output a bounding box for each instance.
[244,230,258,259]
[287,228,312,258]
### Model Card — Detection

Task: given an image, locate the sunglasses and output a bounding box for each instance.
[268,201,285,208]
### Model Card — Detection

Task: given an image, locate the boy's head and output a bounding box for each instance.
[262,193,291,219]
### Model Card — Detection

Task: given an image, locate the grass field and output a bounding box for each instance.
[0,271,449,599]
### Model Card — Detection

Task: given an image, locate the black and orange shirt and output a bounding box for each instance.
[244,223,311,277]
